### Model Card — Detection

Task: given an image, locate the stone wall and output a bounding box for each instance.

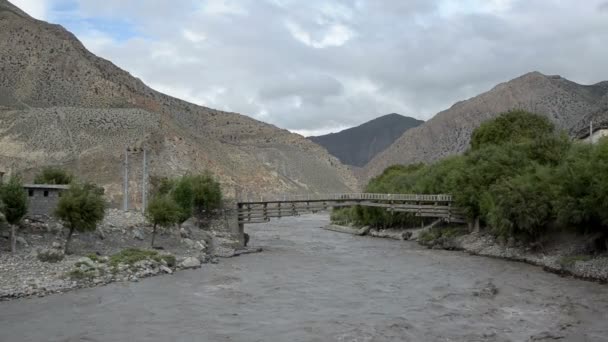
[25,188,63,217]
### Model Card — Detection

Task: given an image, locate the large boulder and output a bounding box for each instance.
[179,257,201,269]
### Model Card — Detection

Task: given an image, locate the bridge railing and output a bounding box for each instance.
[237,193,453,204]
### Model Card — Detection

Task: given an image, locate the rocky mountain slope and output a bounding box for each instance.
[0,0,359,205]
[309,114,423,167]
[363,72,608,179]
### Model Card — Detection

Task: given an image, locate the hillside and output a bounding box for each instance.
[363,72,608,179]
[0,0,359,206]
[309,114,423,167]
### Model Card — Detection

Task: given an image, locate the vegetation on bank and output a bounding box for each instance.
[146,172,223,246]
[55,182,106,254]
[333,110,608,243]
[0,176,28,253]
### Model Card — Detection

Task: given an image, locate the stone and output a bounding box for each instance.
[133,228,145,240]
[51,242,62,249]
[96,228,106,240]
[16,236,28,247]
[195,240,207,251]
[179,227,192,239]
[182,238,195,248]
[160,265,173,274]
[179,257,201,269]
[77,257,97,270]
[37,248,65,263]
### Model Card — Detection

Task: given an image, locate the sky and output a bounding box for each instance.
[11,0,608,136]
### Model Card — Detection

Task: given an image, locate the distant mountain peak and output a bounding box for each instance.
[309,114,423,167]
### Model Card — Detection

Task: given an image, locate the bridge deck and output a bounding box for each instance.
[236,193,466,225]
[237,193,453,205]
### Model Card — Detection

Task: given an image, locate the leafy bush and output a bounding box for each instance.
[191,172,222,221]
[0,176,28,253]
[109,248,159,268]
[470,110,555,151]
[146,195,181,247]
[483,165,556,240]
[34,167,73,185]
[55,182,106,254]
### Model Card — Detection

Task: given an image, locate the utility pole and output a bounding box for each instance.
[142,148,147,213]
[590,120,594,143]
[123,147,129,211]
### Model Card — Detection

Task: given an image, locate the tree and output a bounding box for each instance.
[0,176,28,253]
[55,182,106,254]
[146,195,181,247]
[191,172,222,225]
[470,110,555,151]
[482,165,556,240]
[171,175,194,226]
[34,167,73,185]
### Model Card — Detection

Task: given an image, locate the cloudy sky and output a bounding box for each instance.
[12,0,608,136]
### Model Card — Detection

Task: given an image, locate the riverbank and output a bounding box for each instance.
[325,223,608,283]
[0,209,260,300]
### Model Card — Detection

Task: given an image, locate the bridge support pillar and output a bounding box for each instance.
[227,203,245,248]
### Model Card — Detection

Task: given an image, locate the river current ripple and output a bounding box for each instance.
[1,214,608,341]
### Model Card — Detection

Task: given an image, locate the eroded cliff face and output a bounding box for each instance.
[363,72,608,180]
[0,1,359,205]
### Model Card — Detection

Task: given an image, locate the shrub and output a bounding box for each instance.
[109,248,159,268]
[470,110,555,151]
[0,176,28,253]
[172,176,195,225]
[483,165,556,240]
[191,172,222,222]
[34,167,74,185]
[55,182,106,254]
[146,195,181,247]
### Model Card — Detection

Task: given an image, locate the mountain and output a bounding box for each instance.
[363,72,608,179]
[0,0,359,205]
[309,114,423,167]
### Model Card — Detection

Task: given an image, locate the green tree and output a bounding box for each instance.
[0,176,28,253]
[470,110,555,150]
[34,167,73,185]
[150,176,176,197]
[171,175,195,226]
[146,195,181,247]
[483,165,556,240]
[55,183,106,254]
[191,172,222,225]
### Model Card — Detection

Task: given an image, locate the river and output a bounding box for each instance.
[1,214,608,341]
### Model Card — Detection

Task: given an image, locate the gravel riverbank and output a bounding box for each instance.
[0,209,259,300]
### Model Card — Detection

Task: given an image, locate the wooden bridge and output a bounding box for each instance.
[236,193,466,225]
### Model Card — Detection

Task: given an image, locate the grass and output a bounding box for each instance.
[108,248,176,270]
[68,267,104,280]
[109,248,159,268]
[418,226,468,245]
[559,255,593,268]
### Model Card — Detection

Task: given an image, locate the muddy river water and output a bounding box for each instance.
[2,214,608,341]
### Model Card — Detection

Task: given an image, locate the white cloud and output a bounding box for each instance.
[182,29,207,43]
[10,0,48,19]
[201,0,247,16]
[285,21,355,48]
